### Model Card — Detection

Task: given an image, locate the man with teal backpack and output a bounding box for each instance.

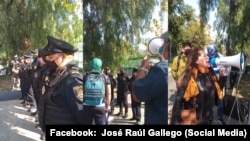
[82,57,111,125]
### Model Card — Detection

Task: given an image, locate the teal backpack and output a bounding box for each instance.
[83,72,106,105]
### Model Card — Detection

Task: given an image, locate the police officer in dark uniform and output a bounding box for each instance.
[37,36,83,135]
[31,49,48,119]
[115,68,129,118]
[18,53,35,109]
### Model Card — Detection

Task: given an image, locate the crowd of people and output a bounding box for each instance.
[6,33,242,133]
[5,34,168,140]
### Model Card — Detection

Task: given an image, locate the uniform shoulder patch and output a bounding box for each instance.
[71,70,80,74]
[73,85,83,102]
[70,67,80,75]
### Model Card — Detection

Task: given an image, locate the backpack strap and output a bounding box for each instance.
[83,71,106,84]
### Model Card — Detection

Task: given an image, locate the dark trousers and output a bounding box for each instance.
[20,79,35,106]
[217,76,227,120]
[82,106,107,125]
[131,99,141,121]
[230,71,238,88]
[110,89,115,112]
[117,90,128,114]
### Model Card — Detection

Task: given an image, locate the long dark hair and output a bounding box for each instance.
[185,47,204,71]
[176,47,204,89]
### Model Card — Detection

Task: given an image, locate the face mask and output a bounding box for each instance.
[45,55,61,72]
[184,49,191,56]
[45,60,57,72]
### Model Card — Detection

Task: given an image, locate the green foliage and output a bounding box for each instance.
[0,0,83,65]
[83,0,167,72]
[168,0,212,60]
[198,0,250,56]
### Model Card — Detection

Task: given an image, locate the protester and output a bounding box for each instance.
[82,57,111,125]
[104,67,116,114]
[207,44,228,124]
[229,66,239,89]
[171,47,224,125]
[171,42,192,82]
[133,37,168,125]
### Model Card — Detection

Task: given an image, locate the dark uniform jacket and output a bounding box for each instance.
[18,63,33,81]
[38,61,83,131]
[32,65,48,105]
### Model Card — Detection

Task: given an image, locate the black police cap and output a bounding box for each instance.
[24,53,33,58]
[42,36,78,55]
[38,48,47,57]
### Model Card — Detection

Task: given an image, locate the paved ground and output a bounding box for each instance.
[0,91,42,141]
[0,90,144,141]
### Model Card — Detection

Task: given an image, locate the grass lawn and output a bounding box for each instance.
[0,75,11,92]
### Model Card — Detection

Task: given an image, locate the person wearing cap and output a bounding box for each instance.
[171,42,192,82]
[37,36,83,132]
[31,49,39,70]
[18,53,36,110]
[82,57,111,125]
[104,67,116,114]
[31,49,49,124]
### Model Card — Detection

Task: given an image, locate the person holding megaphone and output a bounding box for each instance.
[171,47,224,125]
[133,36,168,125]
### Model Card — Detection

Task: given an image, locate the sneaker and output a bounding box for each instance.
[30,108,37,116]
[217,119,226,125]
